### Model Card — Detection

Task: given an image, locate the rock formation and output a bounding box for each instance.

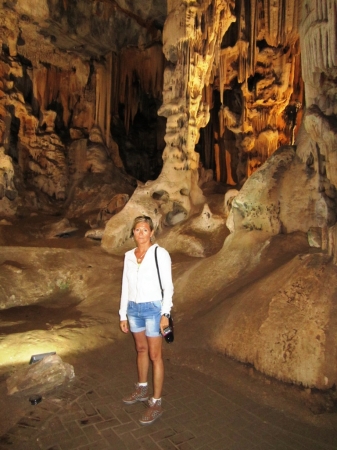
[0,0,165,216]
[0,0,337,390]
[6,354,74,396]
[180,0,337,389]
[102,0,304,250]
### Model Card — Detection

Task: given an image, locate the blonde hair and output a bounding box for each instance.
[132,215,154,231]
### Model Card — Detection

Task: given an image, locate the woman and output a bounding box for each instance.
[119,215,174,425]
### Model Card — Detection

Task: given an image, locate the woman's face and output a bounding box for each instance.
[133,221,154,246]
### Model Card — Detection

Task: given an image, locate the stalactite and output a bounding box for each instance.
[249,0,256,78]
[237,40,249,84]
[32,62,89,129]
[214,143,220,181]
[225,148,236,185]
[210,0,303,184]
[105,53,112,148]
[300,0,337,88]
[119,43,164,134]
[95,62,106,139]
[203,120,214,170]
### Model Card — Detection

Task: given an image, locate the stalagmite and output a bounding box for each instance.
[103,0,236,251]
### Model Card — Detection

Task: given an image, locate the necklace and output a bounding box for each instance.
[136,250,147,264]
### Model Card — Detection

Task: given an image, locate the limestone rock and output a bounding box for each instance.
[224,189,239,216]
[0,219,12,225]
[89,126,105,145]
[88,193,130,230]
[84,228,105,241]
[227,147,295,234]
[227,145,335,236]
[42,218,78,239]
[158,202,227,257]
[66,172,135,219]
[0,147,17,201]
[307,227,322,248]
[0,147,18,216]
[106,194,129,215]
[6,354,75,396]
[208,249,337,389]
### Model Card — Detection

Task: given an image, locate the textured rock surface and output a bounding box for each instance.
[103,0,236,250]
[6,354,74,396]
[227,145,335,235]
[174,229,337,389]
[209,249,337,389]
[0,0,165,213]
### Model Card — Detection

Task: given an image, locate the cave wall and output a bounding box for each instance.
[201,0,337,389]
[200,0,303,185]
[1,0,306,220]
[102,0,305,249]
[0,0,337,252]
[0,0,166,214]
[226,0,337,245]
[1,0,337,264]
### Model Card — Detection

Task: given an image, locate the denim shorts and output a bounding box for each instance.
[127,301,162,337]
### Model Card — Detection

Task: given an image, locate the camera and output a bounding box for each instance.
[161,325,174,343]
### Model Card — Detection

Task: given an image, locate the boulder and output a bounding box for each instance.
[6,354,75,396]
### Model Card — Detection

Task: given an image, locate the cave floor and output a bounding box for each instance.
[0,216,337,449]
[0,337,337,450]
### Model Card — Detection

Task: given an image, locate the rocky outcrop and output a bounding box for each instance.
[226,145,336,235]
[6,354,74,396]
[207,238,337,390]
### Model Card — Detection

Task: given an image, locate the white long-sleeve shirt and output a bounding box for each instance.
[119,244,174,321]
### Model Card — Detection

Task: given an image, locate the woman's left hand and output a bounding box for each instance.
[120,320,129,333]
[160,315,169,335]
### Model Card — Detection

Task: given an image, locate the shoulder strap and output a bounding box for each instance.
[155,246,163,299]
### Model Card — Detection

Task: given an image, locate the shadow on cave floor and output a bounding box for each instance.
[0,301,82,334]
[0,214,98,249]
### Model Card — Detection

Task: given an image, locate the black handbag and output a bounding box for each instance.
[155,246,174,343]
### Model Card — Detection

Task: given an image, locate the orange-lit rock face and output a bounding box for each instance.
[0,0,335,226]
[0,0,166,214]
[211,0,303,185]
[0,0,303,210]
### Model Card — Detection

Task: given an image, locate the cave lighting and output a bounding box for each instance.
[29,351,56,364]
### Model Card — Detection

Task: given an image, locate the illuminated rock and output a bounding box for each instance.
[6,354,75,396]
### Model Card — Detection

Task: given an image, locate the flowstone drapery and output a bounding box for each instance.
[214,0,302,184]
[297,0,337,260]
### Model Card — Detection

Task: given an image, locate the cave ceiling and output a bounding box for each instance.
[1,0,166,61]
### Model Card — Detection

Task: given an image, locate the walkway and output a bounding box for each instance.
[0,337,337,450]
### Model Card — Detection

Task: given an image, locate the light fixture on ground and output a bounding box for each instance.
[29,351,56,364]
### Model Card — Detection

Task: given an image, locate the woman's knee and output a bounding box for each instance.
[136,343,148,354]
[149,350,163,362]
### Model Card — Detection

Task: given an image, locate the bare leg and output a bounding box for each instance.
[133,331,150,383]
[147,336,164,399]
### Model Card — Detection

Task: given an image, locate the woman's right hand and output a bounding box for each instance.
[120,320,129,333]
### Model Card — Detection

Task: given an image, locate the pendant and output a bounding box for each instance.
[137,258,142,263]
